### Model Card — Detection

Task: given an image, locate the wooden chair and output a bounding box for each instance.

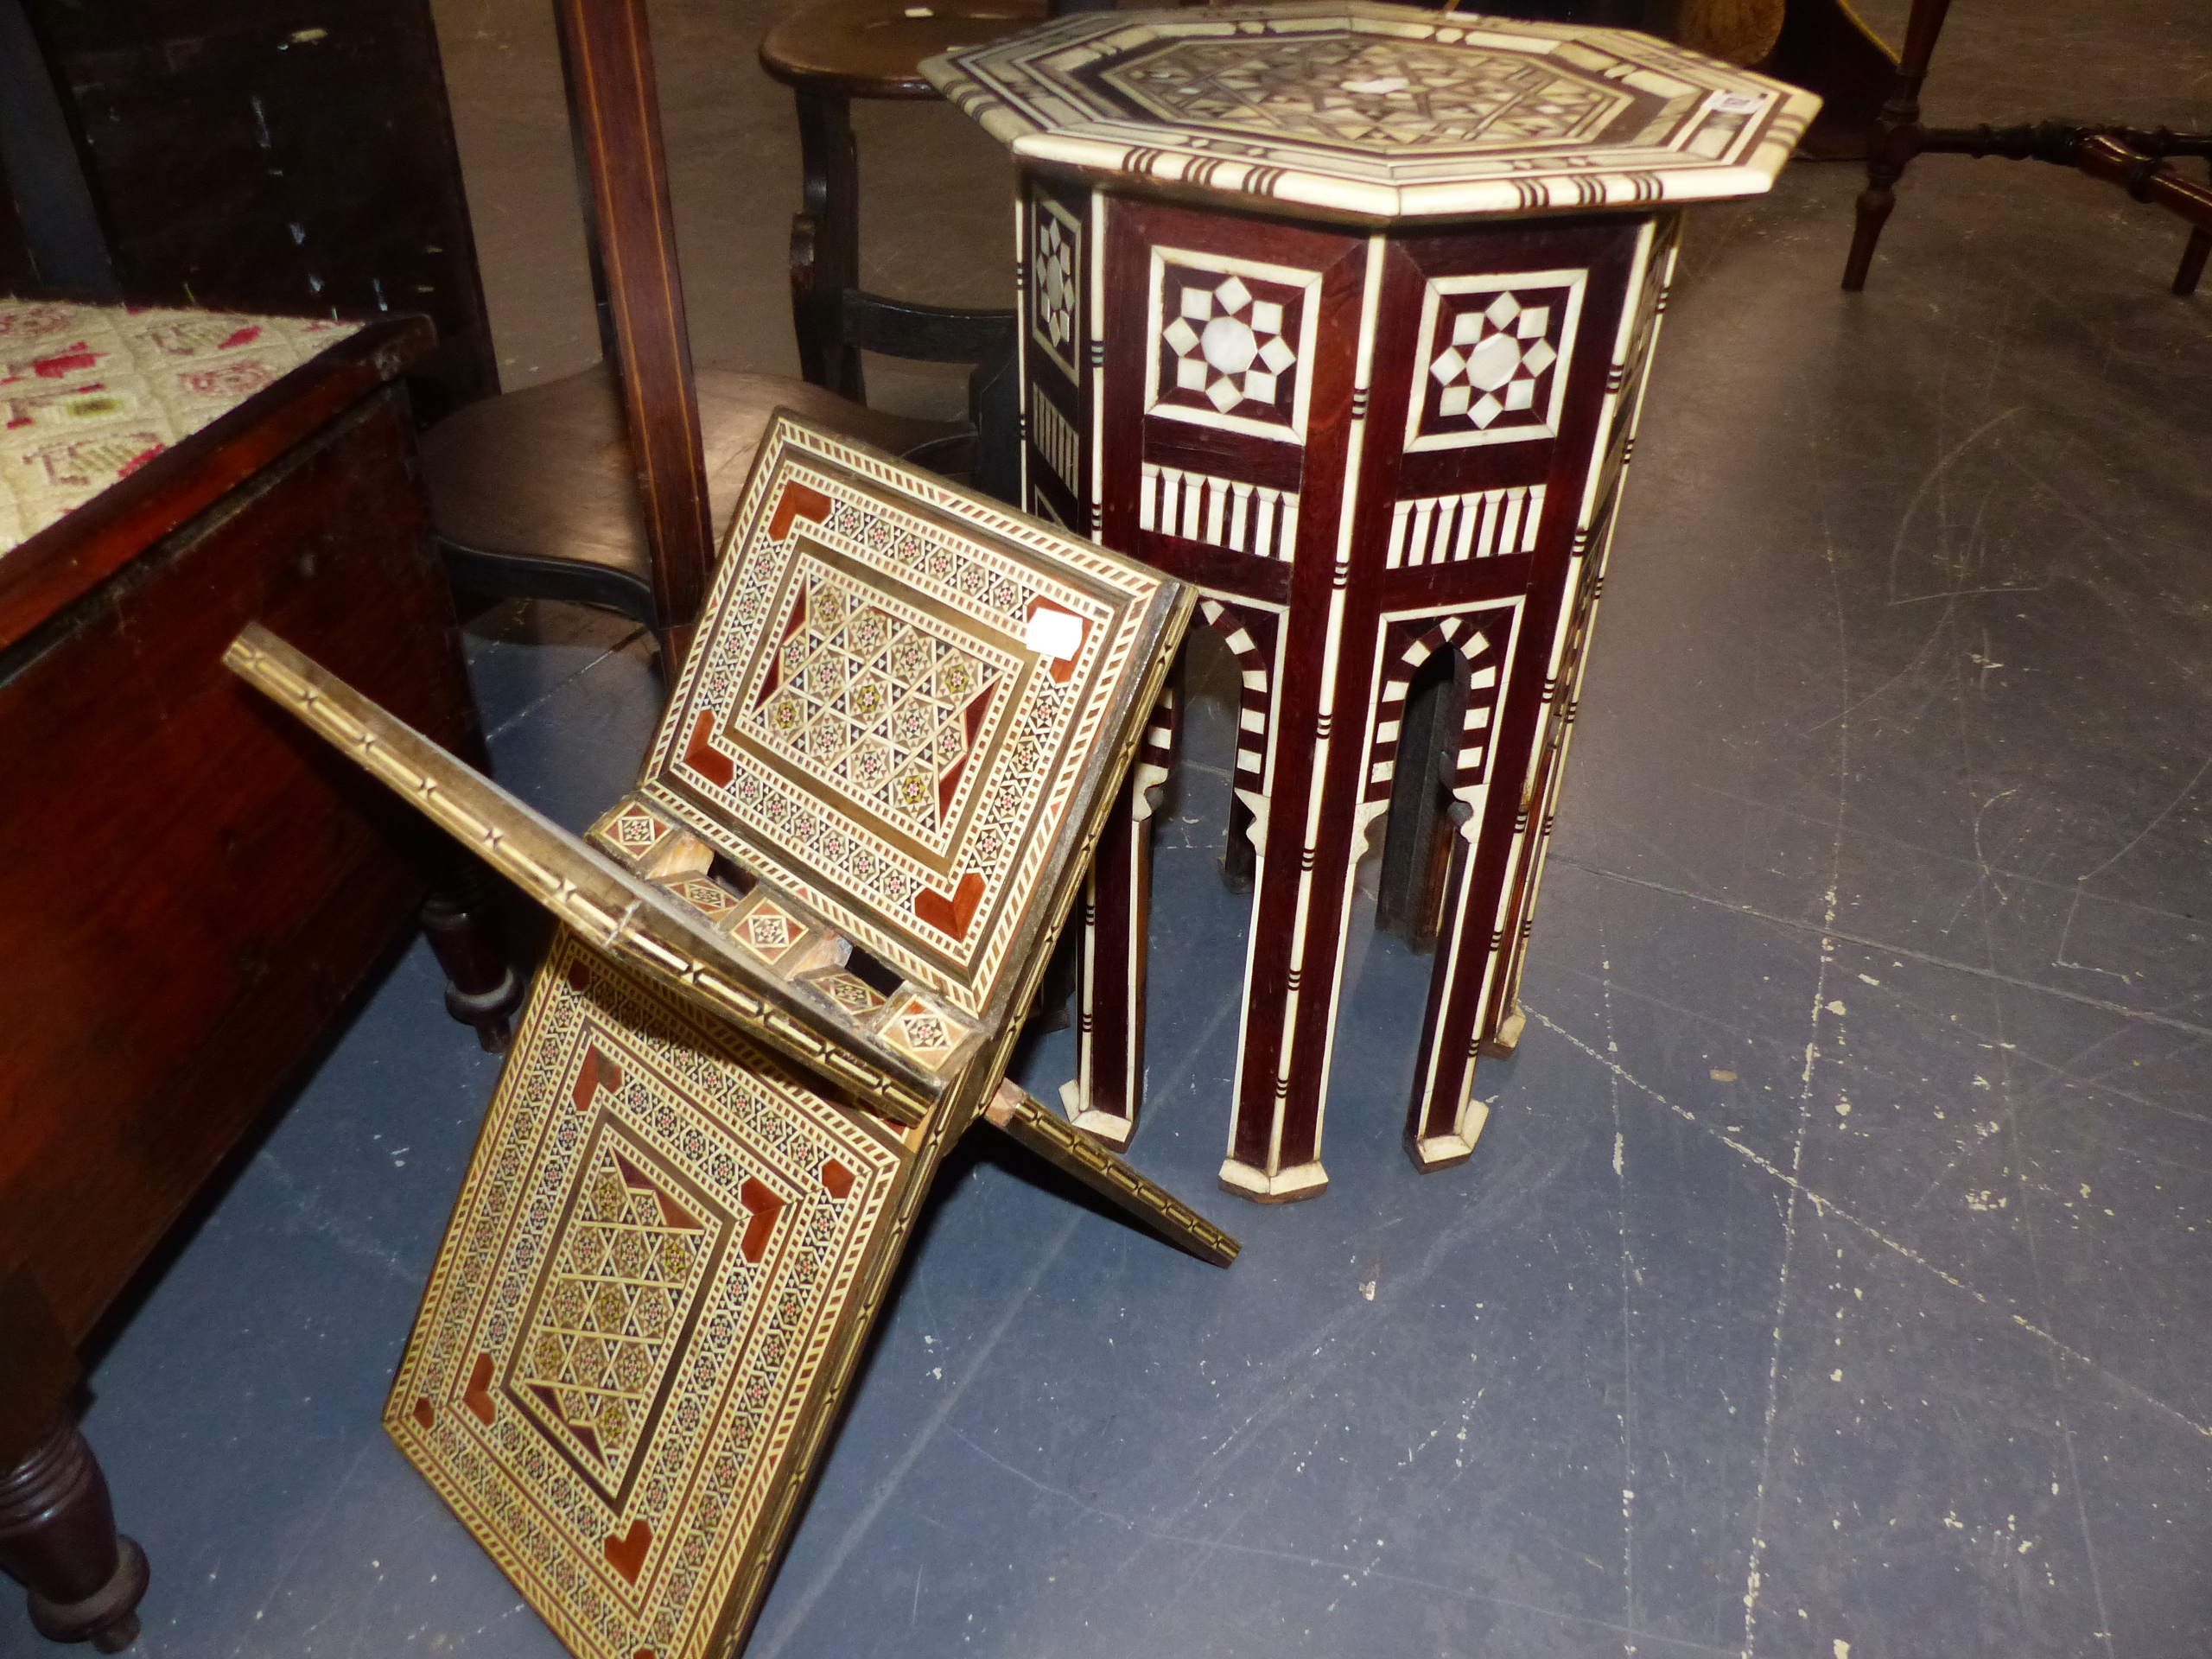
[1841,0,2212,294]
[424,0,1015,664]
[759,0,1041,415]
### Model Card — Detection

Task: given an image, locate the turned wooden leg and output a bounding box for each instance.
[421,857,521,1052]
[1065,687,1176,1149]
[0,1273,146,1654]
[1841,0,1954,291]
[0,1421,149,1654]
[791,86,862,400]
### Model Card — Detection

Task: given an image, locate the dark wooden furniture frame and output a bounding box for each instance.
[429,0,1019,672]
[1842,0,2212,294]
[555,0,717,650]
[779,78,1020,416]
[0,317,489,1652]
[759,1,1026,500]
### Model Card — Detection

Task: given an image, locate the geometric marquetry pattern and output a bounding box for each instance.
[1103,37,1630,150]
[1196,597,1277,792]
[1032,392,1081,493]
[652,432,1162,1018]
[659,874,742,922]
[510,1128,728,1497]
[745,570,1009,844]
[926,8,1819,221]
[798,966,890,1019]
[930,6,1800,1182]
[1140,464,1299,561]
[1146,251,1317,443]
[874,991,970,1070]
[594,798,679,865]
[385,938,902,1659]
[1364,609,1512,805]
[1030,196,1082,380]
[724,893,814,968]
[1407,270,1584,451]
[1385,483,1544,569]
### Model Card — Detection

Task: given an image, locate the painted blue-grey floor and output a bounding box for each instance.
[11,1,2211,1654]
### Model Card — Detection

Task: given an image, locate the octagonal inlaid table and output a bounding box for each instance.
[925,3,1820,1201]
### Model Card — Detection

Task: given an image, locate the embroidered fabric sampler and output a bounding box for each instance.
[0,298,357,555]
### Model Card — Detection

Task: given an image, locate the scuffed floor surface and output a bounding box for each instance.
[12,0,2209,1654]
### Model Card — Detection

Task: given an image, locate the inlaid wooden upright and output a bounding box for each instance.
[927,4,1820,1199]
[227,414,1232,1659]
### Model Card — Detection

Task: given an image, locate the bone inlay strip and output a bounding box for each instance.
[1386,483,1546,569]
[1032,391,1081,492]
[1140,463,1299,561]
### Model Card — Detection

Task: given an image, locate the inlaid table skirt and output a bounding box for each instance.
[925,3,1820,1200]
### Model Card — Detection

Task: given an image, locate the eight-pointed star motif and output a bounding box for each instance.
[1427,291,1559,429]
[1033,211,1077,361]
[1162,275,1298,414]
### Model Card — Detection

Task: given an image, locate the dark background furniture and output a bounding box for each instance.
[0,317,483,1651]
[1842,0,2211,290]
[426,0,1014,662]
[0,0,495,416]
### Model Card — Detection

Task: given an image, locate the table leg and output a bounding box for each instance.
[2175,190,2211,296]
[1842,0,1955,290]
[1065,685,1177,1149]
[0,1275,146,1654]
[1217,599,1370,1205]
[791,86,862,399]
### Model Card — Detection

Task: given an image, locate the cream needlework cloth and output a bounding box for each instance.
[0,297,359,556]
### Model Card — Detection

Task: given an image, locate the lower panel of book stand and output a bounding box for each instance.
[385,929,912,1659]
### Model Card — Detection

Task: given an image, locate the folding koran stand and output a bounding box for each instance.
[226,414,1229,1659]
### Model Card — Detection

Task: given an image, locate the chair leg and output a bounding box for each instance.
[1842,0,1955,291]
[791,86,863,401]
[969,340,1023,507]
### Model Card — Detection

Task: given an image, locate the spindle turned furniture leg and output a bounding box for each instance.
[1842,0,1954,291]
[0,1275,147,1654]
[0,1422,148,1654]
[421,857,522,1052]
[790,86,864,402]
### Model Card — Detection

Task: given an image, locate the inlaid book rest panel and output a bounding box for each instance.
[226,415,1227,1659]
